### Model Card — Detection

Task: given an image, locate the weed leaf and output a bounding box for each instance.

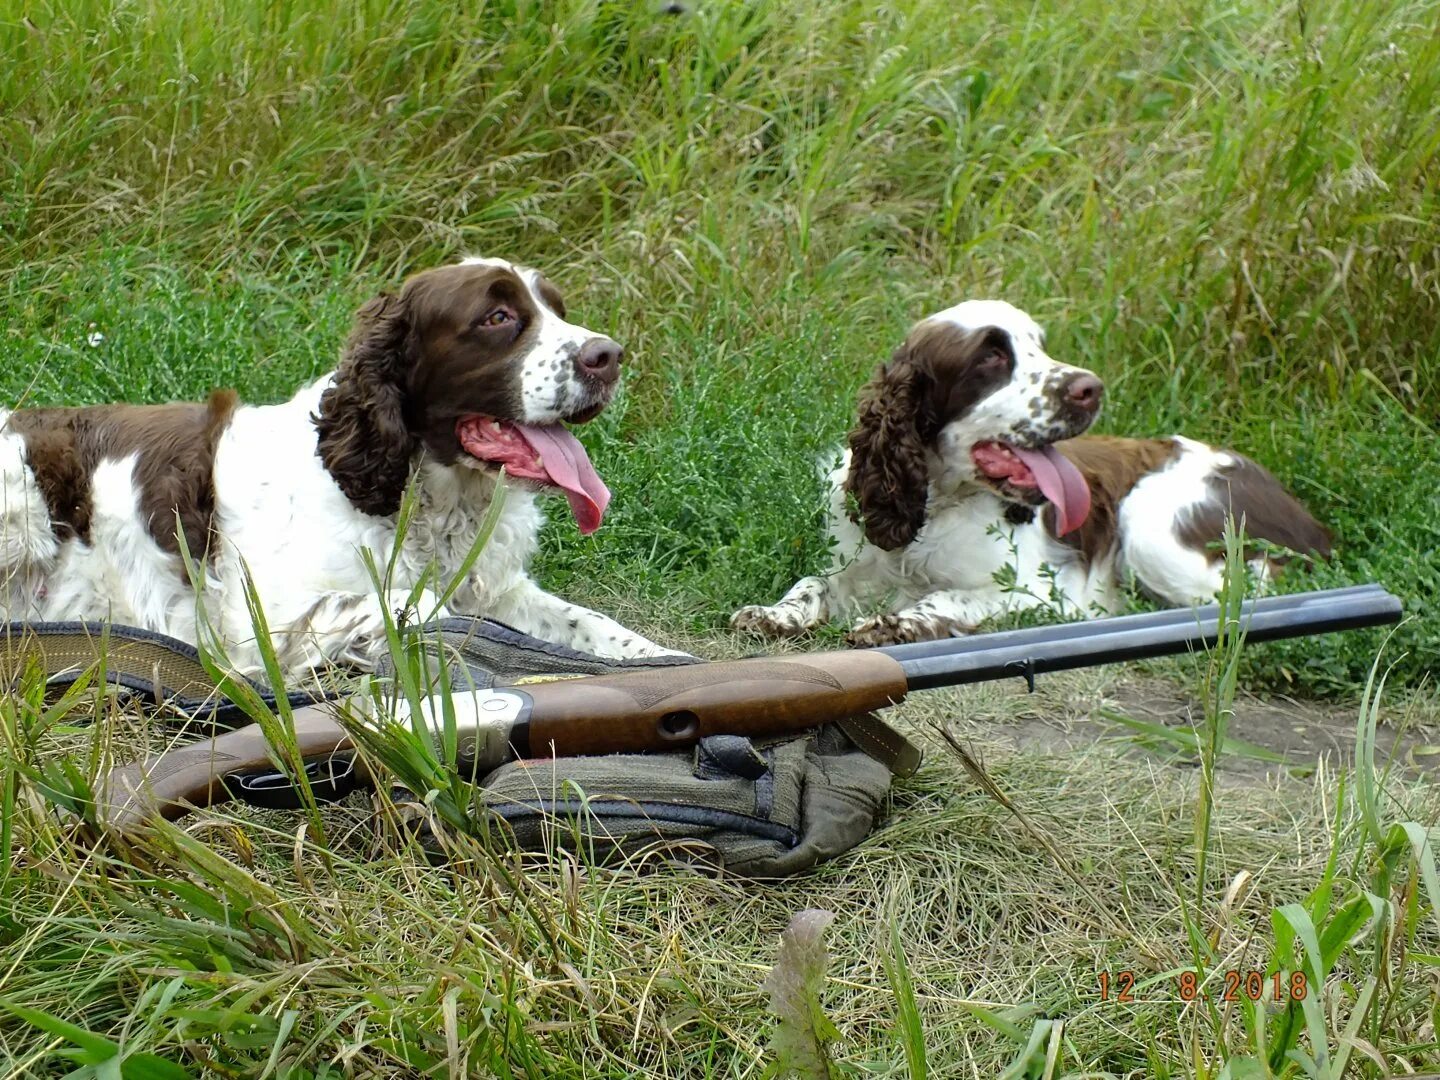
[881,920,928,1079]
[1392,821,1440,935]
[763,909,841,1079]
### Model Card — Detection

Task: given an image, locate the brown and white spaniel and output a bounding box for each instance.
[732,300,1331,647]
[1,258,680,677]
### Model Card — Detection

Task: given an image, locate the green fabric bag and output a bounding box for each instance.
[377,618,918,879]
[474,722,900,879]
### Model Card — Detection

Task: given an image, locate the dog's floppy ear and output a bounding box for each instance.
[843,345,936,551]
[314,292,417,516]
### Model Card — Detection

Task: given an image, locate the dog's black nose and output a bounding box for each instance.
[1064,373,1103,413]
[576,337,622,385]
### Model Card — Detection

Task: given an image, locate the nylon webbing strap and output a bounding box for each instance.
[1,621,335,727]
[835,713,923,778]
[2,622,218,698]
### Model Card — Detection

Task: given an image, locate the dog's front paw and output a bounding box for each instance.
[845,614,921,648]
[846,613,977,648]
[730,604,810,639]
[628,641,693,660]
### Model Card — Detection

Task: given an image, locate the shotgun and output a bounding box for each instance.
[95,584,1402,832]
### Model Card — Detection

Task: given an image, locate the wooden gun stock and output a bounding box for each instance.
[518,651,907,755]
[96,649,909,832]
[99,707,358,832]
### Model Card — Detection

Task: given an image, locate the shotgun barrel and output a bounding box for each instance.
[889,585,1401,690]
[878,583,1389,663]
[95,585,1403,832]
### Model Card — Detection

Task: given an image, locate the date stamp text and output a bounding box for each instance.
[1097,970,1310,1004]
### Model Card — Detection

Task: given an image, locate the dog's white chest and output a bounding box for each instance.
[891,496,1014,593]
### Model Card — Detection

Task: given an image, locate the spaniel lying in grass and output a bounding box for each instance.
[1,258,679,677]
[733,301,1331,647]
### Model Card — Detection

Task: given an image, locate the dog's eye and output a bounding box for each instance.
[980,349,1009,370]
[478,309,514,328]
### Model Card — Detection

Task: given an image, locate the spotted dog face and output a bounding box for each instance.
[844,300,1103,550]
[399,257,620,452]
[923,302,1101,513]
[316,257,623,531]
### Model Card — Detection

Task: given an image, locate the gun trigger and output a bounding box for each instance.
[1006,658,1037,694]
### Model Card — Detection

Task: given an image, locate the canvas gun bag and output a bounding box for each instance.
[3,618,919,879]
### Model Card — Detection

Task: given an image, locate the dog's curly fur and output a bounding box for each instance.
[315,293,418,516]
[844,348,936,552]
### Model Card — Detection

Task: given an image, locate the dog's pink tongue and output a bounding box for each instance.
[513,424,611,534]
[1012,445,1091,536]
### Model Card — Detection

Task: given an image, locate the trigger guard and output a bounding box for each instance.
[223,752,362,809]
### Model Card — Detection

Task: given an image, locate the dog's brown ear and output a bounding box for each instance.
[314,293,417,516]
[844,346,935,550]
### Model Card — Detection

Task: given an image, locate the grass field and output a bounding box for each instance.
[3,0,1439,1075]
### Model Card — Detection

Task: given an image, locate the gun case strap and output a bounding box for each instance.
[835,713,923,779]
[2,620,339,727]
